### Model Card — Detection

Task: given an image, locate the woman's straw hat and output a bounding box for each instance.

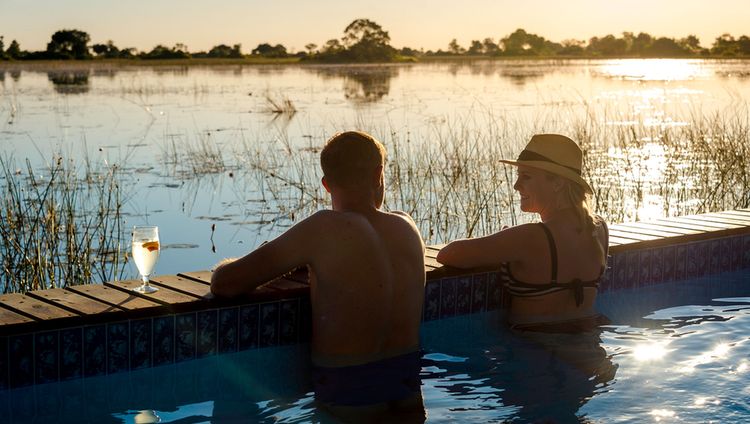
[500,134,593,194]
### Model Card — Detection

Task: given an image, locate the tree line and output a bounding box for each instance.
[2,20,750,63]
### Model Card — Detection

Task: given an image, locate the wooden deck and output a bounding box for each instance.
[1,208,750,337]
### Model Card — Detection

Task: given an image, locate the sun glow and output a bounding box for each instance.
[633,341,670,361]
[598,59,709,82]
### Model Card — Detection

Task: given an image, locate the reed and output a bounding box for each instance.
[0,154,127,293]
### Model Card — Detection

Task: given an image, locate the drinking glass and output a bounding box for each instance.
[131,226,160,293]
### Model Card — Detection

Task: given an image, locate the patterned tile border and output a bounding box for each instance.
[1,233,748,390]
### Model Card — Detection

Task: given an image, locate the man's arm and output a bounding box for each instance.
[210,211,327,297]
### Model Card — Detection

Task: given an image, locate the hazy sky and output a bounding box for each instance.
[1,0,747,53]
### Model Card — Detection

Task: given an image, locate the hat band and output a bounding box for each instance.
[517,150,581,175]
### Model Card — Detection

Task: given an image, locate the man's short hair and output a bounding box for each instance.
[320,131,386,188]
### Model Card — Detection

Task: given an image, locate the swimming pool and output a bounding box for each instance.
[3,270,749,423]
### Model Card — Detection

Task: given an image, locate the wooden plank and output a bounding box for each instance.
[613,222,699,237]
[648,218,733,232]
[424,256,442,270]
[608,236,637,246]
[150,275,213,299]
[0,305,35,325]
[179,270,212,284]
[0,293,78,320]
[715,210,750,219]
[105,279,201,306]
[263,278,309,298]
[679,215,748,228]
[26,288,122,315]
[67,284,161,311]
[608,229,658,241]
[701,212,750,225]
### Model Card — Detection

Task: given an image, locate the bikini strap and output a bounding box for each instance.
[538,223,558,284]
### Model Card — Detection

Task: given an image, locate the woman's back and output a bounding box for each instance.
[505,215,608,324]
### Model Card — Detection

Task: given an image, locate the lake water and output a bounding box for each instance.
[1,59,750,282]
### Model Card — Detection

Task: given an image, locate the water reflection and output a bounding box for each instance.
[312,66,398,103]
[47,70,90,94]
[597,59,709,81]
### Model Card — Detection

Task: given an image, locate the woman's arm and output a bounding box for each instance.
[436,224,543,269]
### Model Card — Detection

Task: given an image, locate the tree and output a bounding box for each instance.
[483,38,501,55]
[305,43,318,55]
[738,36,750,56]
[448,39,465,55]
[251,43,287,57]
[208,44,242,58]
[646,37,687,57]
[0,36,4,59]
[712,34,738,56]
[467,40,484,55]
[559,39,585,55]
[7,39,21,59]
[92,40,120,58]
[341,19,395,61]
[587,34,627,56]
[46,29,91,59]
[142,44,190,59]
[679,35,702,55]
[501,29,557,56]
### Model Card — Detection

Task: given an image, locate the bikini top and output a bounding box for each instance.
[502,222,607,307]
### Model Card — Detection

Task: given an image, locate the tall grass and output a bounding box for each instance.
[0,154,127,293]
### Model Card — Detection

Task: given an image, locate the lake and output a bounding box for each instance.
[1,59,750,285]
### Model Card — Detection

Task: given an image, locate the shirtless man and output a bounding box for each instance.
[210,131,426,420]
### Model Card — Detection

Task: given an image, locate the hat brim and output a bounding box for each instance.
[500,159,593,194]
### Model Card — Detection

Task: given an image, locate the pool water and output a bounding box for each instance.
[3,270,749,423]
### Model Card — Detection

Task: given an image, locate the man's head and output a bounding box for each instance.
[321,130,386,193]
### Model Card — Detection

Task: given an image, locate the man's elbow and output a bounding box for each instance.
[210,266,237,298]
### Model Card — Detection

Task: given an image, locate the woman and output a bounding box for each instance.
[437,134,609,332]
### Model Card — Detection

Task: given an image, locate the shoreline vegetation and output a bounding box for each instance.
[2,19,750,65]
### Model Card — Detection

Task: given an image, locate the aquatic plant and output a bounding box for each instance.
[0,154,127,293]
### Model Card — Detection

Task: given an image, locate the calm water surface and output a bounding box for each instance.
[2,59,750,279]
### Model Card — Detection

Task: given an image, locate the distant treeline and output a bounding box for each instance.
[2,20,750,63]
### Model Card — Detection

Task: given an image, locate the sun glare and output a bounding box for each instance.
[633,342,670,361]
[599,59,708,82]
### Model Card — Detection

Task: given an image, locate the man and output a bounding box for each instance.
[211,131,426,421]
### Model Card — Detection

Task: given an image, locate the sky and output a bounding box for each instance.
[1,0,748,53]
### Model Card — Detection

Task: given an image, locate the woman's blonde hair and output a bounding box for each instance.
[561,179,606,264]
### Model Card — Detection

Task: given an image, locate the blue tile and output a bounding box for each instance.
[153,315,175,366]
[0,337,7,390]
[107,322,129,374]
[714,237,732,272]
[612,253,627,290]
[423,280,441,321]
[279,299,300,345]
[454,276,472,316]
[218,307,239,354]
[197,310,218,358]
[625,251,640,289]
[686,242,710,278]
[259,302,280,347]
[83,325,106,377]
[675,244,688,281]
[662,246,676,283]
[9,387,36,421]
[471,273,488,313]
[176,313,196,362]
[638,250,652,287]
[744,235,750,268]
[731,236,743,271]
[9,334,33,388]
[35,331,59,384]
[599,255,613,292]
[130,318,152,370]
[440,277,458,318]
[60,328,82,381]
[487,272,503,310]
[299,297,312,343]
[239,304,260,350]
[649,248,664,285]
